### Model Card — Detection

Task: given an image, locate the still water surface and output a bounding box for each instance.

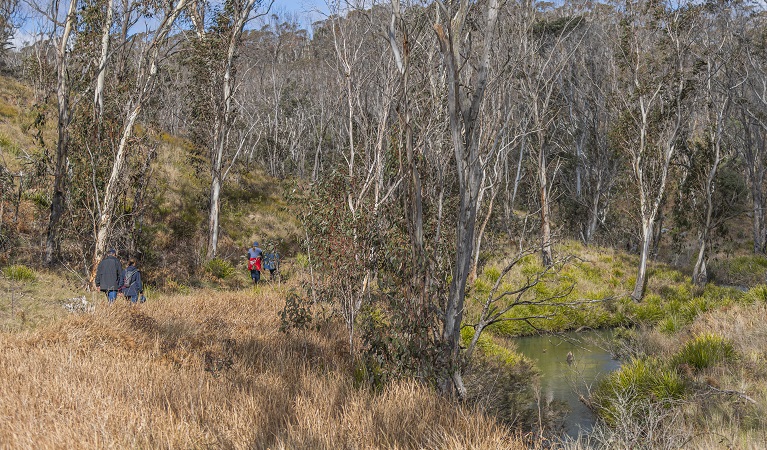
[514,330,621,439]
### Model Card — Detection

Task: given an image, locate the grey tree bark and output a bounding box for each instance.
[434,0,500,399]
[44,0,77,266]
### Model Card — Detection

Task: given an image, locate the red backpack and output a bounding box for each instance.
[248,257,262,271]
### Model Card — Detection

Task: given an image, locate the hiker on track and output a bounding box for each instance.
[263,251,279,281]
[121,259,144,304]
[95,248,123,304]
[248,242,263,284]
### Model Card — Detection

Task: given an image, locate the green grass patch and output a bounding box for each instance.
[2,265,36,282]
[0,102,18,118]
[466,241,750,339]
[461,327,527,366]
[740,285,767,303]
[672,333,736,371]
[710,255,767,286]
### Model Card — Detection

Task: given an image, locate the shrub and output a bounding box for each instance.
[672,333,736,371]
[2,265,36,282]
[205,258,235,280]
[484,266,501,284]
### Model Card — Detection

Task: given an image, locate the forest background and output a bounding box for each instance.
[4,0,767,447]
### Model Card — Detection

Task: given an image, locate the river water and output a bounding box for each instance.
[514,330,621,439]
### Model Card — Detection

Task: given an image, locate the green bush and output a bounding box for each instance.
[2,265,36,282]
[672,333,736,370]
[484,266,501,284]
[205,258,236,280]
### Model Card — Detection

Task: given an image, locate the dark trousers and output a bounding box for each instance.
[250,269,260,283]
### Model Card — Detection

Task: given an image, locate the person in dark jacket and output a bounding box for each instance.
[95,249,123,304]
[121,259,143,304]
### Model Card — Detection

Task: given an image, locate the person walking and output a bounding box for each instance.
[263,251,279,281]
[95,249,123,304]
[121,259,143,304]
[247,242,263,284]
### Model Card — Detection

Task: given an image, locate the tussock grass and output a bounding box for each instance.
[586,297,767,448]
[0,287,523,449]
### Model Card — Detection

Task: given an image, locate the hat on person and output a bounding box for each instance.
[107,248,116,255]
[253,242,259,247]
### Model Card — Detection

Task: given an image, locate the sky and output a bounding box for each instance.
[8,0,330,49]
[269,0,329,26]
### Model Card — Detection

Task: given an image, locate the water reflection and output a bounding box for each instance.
[514,330,621,439]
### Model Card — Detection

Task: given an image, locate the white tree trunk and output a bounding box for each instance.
[205,0,263,259]
[93,0,114,119]
[631,218,653,301]
[91,0,190,280]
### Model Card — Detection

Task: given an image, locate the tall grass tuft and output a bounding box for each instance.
[2,264,36,282]
[592,358,687,427]
[672,333,736,370]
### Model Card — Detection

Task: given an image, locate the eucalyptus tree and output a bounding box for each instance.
[431,0,501,398]
[518,5,583,267]
[735,5,767,254]
[0,0,19,64]
[559,8,621,245]
[687,1,739,285]
[30,0,78,266]
[612,0,695,301]
[254,14,312,178]
[187,0,273,260]
[316,0,411,353]
[91,0,192,277]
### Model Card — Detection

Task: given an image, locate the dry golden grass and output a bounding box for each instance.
[0,286,523,449]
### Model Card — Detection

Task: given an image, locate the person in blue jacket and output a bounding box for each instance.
[121,259,144,304]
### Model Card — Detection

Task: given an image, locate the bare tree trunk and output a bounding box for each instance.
[202,0,265,259]
[435,0,500,399]
[510,128,526,209]
[692,232,708,286]
[743,121,767,254]
[584,177,601,244]
[538,139,553,267]
[631,217,653,301]
[693,97,728,285]
[753,182,766,254]
[469,183,497,283]
[44,0,77,267]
